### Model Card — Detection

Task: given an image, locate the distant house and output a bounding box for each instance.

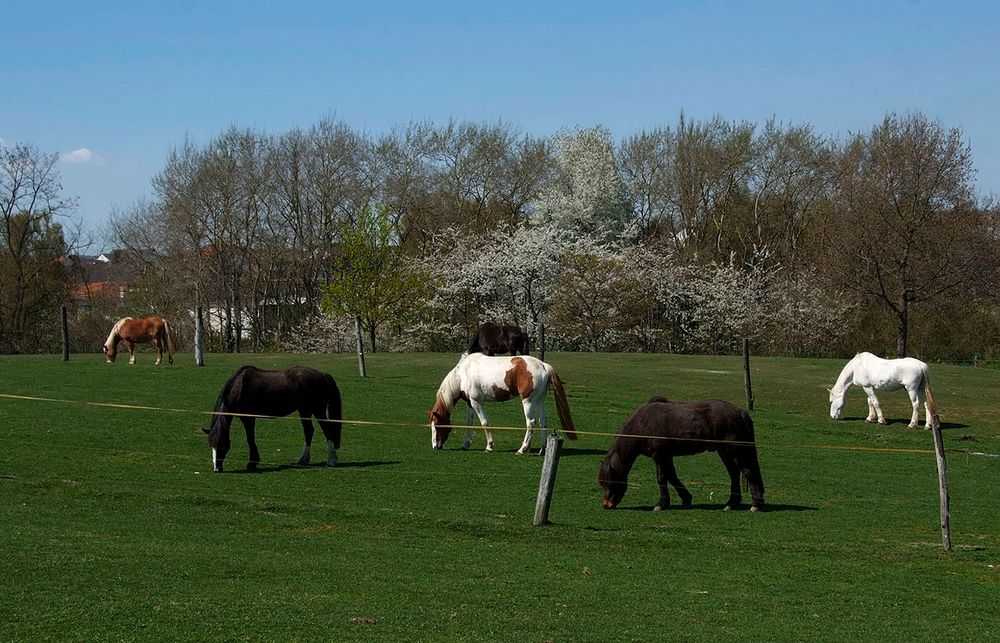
[64,251,146,309]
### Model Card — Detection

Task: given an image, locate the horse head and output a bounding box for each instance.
[103,342,118,363]
[828,387,845,420]
[429,408,452,450]
[204,418,232,472]
[598,451,628,509]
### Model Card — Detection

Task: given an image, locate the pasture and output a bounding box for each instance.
[1,352,997,640]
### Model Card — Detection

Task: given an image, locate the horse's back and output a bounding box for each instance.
[623,398,753,453]
[855,353,927,389]
[224,365,333,416]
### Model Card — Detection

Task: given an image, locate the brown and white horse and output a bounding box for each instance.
[103,316,176,365]
[429,352,576,454]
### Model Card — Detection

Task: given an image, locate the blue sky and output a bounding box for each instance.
[3,0,998,234]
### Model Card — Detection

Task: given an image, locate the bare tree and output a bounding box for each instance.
[828,112,980,357]
[1,143,77,352]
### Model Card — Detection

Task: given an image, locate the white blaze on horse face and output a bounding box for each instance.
[212,448,218,471]
[431,423,438,449]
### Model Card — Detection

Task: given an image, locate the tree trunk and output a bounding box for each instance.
[895,302,909,358]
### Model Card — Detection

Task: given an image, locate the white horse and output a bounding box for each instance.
[828,352,940,429]
[428,353,577,454]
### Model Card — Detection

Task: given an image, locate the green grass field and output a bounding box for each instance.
[1,352,997,641]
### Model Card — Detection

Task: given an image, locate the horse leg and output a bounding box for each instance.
[126,341,136,365]
[653,454,691,510]
[516,399,536,455]
[736,448,766,511]
[863,387,886,424]
[315,409,338,467]
[153,336,163,366]
[297,415,315,465]
[461,404,475,450]
[536,403,549,455]
[241,417,260,471]
[906,387,922,429]
[720,452,743,510]
[866,397,877,423]
[470,402,494,452]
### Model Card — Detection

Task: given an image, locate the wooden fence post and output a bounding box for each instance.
[537,321,546,362]
[930,423,952,552]
[533,434,563,525]
[742,338,754,411]
[195,306,205,366]
[61,305,69,361]
[355,315,367,378]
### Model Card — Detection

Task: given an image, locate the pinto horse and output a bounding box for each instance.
[429,353,576,454]
[828,352,940,429]
[203,365,342,473]
[467,323,530,356]
[103,316,176,365]
[598,396,765,511]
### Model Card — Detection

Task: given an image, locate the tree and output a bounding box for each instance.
[537,126,634,241]
[829,112,980,357]
[322,204,425,351]
[1,142,76,353]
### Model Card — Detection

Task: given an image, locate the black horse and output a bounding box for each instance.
[467,323,530,356]
[598,396,765,511]
[204,365,342,473]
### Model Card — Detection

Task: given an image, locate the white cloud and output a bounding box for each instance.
[60,147,105,165]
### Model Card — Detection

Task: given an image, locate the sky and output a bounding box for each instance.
[3,0,998,237]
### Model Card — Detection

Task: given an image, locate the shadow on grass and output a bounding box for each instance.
[840,416,970,430]
[227,460,401,474]
[618,502,817,512]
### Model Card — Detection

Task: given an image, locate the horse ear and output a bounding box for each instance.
[201,428,210,435]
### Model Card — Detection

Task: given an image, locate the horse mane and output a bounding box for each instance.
[434,365,463,414]
[207,366,253,444]
[104,317,133,349]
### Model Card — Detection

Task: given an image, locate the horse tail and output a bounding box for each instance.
[521,332,530,356]
[922,366,941,430]
[547,368,577,440]
[324,373,343,449]
[163,318,176,364]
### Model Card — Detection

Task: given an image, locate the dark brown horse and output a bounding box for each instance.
[598,396,765,511]
[203,365,342,473]
[103,316,176,365]
[467,323,529,356]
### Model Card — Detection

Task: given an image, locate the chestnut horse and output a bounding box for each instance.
[203,365,343,473]
[598,396,765,511]
[103,316,175,365]
[467,323,530,356]
[429,352,576,454]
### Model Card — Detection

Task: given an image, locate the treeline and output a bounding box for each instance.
[3,113,998,360]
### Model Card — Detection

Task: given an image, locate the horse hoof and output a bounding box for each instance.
[750,506,760,512]
[723,505,734,511]
[653,505,665,512]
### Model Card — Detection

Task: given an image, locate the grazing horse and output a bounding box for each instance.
[429,352,576,454]
[828,352,940,429]
[203,365,342,473]
[103,316,175,366]
[598,396,765,511]
[467,323,530,356]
